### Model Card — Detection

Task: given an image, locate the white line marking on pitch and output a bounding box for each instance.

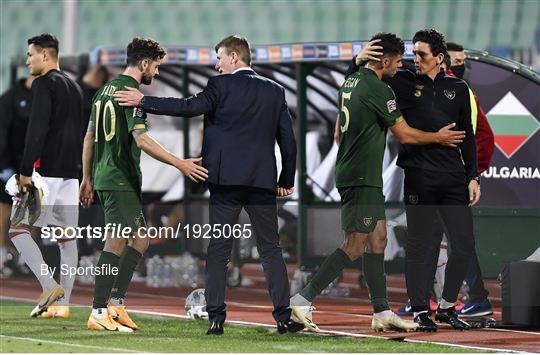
[484,327,540,336]
[0,294,530,337]
[1,290,535,351]
[0,334,143,353]
[404,338,523,353]
[129,308,524,353]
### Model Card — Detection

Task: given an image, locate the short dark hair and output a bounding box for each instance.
[446,42,464,52]
[369,32,404,57]
[412,29,447,56]
[126,37,166,67]
[27,33,59,57]
[214,35,251,65]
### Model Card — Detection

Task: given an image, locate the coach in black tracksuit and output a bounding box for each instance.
[348,30,479,331]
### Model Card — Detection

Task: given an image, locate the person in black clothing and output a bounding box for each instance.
[0,75,36,273]
[348,29,480,331]
[9,33,84,318]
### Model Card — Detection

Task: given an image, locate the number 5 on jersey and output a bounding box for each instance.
[340,91,352,133]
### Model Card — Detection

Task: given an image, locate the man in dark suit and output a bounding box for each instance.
[114,35,299,335]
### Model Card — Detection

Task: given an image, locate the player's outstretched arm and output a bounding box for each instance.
[114,80,219,118]
[133,130,208,182]
[389,119,465,147]
[80,131,95,208]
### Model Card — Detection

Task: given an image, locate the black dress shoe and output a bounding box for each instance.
[435,307,471,330]
[206,320,224,335]
[414,311,438,332]
[276,319,305,334]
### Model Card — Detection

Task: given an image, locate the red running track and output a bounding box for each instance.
[1,264,539,353]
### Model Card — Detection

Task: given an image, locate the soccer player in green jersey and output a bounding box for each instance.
[290,33,466,333]
[80,38,208,332]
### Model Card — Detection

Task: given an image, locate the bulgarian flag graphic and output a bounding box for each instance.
[486,92,540,159]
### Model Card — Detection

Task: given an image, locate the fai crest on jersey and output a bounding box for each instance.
[386,100,397,113]
[408,195,419,204]
[363,217,373,227]
[444,90,456,100]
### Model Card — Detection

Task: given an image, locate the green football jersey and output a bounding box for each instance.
[335,68,403,188]
[91,75,148,192]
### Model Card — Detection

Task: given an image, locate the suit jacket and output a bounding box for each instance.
[141,69,296,191]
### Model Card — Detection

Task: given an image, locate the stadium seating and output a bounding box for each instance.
[1,0,538,91]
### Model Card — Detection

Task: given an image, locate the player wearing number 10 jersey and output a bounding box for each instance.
[80,37,208,332]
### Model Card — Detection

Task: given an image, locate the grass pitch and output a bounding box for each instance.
[0,299,474,353]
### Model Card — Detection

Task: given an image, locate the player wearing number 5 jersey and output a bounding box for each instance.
[80,38,208,332]
[290,33,466,333]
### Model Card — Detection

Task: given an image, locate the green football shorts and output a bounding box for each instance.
[96,190,146,234]
[338,186,386,233]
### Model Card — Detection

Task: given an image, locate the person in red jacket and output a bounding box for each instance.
[445,42,494,317]
[445,42,494,174]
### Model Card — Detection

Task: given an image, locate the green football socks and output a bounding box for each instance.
[92,251,120,309]
[363,253,390,313]
[110,246,143,300]
[300,248,351,302]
